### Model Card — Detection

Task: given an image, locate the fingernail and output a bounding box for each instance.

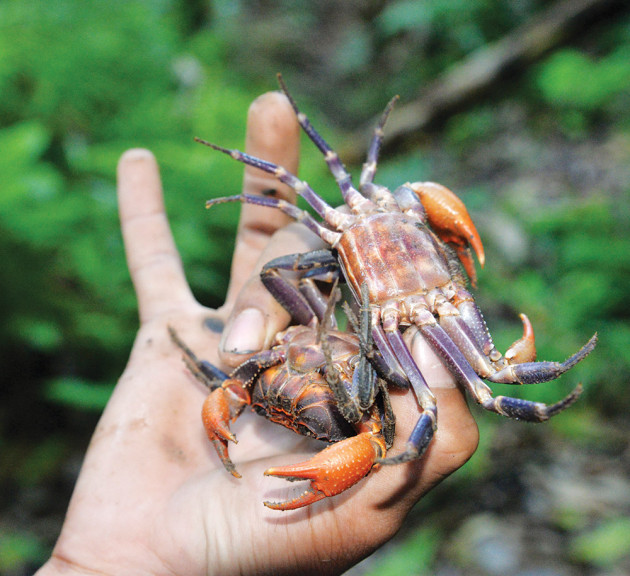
[221,308,266,354]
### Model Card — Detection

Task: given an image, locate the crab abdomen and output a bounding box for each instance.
[252,367,354,442]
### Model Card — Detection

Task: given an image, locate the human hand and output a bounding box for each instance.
[37,91,478,576]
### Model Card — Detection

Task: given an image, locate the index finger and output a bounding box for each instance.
[224,91,300,306]
[118,149,195,323]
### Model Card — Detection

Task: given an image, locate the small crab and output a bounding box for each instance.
[170,281,397,510]
[198,74,597,466]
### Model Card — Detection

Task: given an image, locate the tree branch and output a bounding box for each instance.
[341,0,627,164]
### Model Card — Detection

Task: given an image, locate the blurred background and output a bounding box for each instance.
[1,1,629,574]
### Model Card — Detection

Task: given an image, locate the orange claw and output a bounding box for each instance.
[201,381,250,478]
[263,432,385,510]
[504,313,537,364]
[409,181,485,286]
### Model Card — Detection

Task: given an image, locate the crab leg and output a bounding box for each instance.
[277,74,381,216]
[261,250,341,327]
[168,326,228,389]
[487,333,598,384]
[378,327,438,464]
[419,319,587,421]
[452,287,502,359]
[359,97,402,212]
[439,312,495,376]
[197,138,352,235]
[360,95,399,189]
[260,268,318,328]
[205,190,342,247]
[366,326,411,390]
[263,431,386,510]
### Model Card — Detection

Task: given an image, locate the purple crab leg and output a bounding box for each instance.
[260,250,340,326]
[438,313,496,377]
[261,250,340,281]
[385,329,436,407]
[260,267,317,327]
[376,328,438,464]
[369,324,411,390]
[360,94,399,189]
[276,74,377,216]
[169,326,227,390]
[197,138,351,235]
[298,279,336,328]
[354,282,378,411]
[452,287,502,360]
[169,326,284,388]
[419,321,585,422]
[205,191,341,246]
[486,334,598,385]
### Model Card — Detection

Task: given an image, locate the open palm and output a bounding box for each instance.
[38,92,478,576]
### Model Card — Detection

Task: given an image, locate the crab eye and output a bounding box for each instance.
[393,184,427,217]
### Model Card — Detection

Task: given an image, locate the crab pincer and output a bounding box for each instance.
[201,381,250,478]
[263,431,387,511]
[504,313,537,364]
[409,181,485,286]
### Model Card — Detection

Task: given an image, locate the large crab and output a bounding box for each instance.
[170,281,398,510]
[199,74,597,466]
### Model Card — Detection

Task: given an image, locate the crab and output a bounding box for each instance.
[198,74,597,466]
[170,280,398,510]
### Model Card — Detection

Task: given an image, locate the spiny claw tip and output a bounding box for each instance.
[263,487,326,511]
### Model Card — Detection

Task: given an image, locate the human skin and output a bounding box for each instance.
[36,91,478,576]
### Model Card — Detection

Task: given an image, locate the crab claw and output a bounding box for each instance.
[263,432,385,511]
[410,181,485,286]
[505,313,537,364]
[201,381,250,478]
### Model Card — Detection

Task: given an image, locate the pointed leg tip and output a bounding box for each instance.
[546,383,584,418]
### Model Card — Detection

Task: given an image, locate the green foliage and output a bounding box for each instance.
[0,0,253,387]
[11,436,68,487]
[534,44,630,135]
[362,526,442,576]
[0,531,47,574]
[570,516,630,567]
[45,378,116,411]
[537,48,630,111]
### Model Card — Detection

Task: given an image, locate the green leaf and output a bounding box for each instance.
[0,531,47,573]
[537,48,630,110]
[570,517,630,566]
[362,526,441,576]
[45,377,115,411]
